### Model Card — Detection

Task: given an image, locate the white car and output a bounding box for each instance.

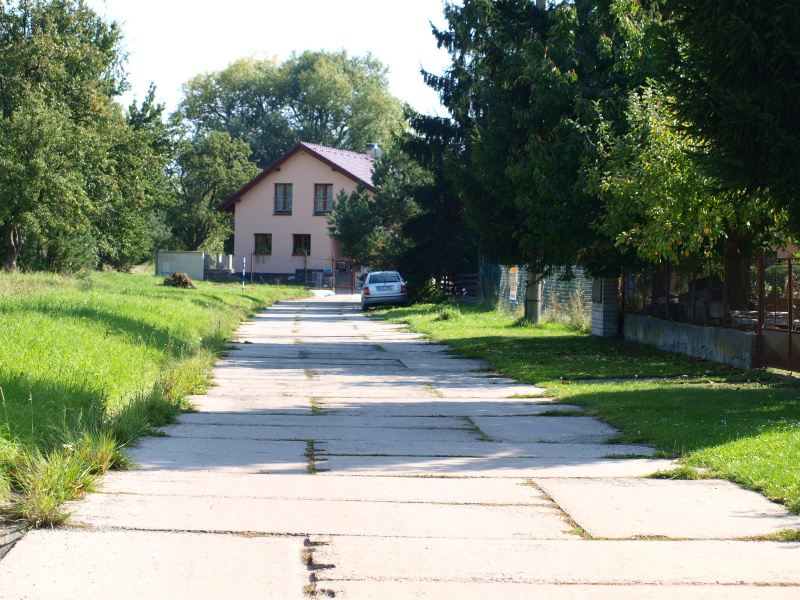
[360,271,407,310]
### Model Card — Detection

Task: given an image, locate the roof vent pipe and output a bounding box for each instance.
[365,143,382,159]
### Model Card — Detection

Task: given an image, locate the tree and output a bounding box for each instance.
[399,127,480,288]
[587,87,787,265]
[417,0,663,278]
[327,148,422,270]
[177,50,405,169]
[661,0,800,234]
[0,0,174,272]
[166,131,260,252]
[87,87,176,269]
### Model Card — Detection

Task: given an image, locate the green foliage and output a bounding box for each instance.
[434,305,462,321]
[417,0,664,277]
[0,2,174,272]
[587,87,787,263]
[662,0,800,235]
[19,227,98,273]
[327,148,422,270]
[395,126,478,296]
[166,130,260,252]
[176,50,405,169]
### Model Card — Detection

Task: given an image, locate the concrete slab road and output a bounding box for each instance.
[1,294,799,599]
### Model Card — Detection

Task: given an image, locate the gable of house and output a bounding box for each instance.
[219,142,374,279]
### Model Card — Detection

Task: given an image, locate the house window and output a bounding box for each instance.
[314,184,333,215]
[254,233,272,255]
[293,234,311,256]
[274,183,292,214]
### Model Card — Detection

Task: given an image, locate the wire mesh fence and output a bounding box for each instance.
[478,258,592,317]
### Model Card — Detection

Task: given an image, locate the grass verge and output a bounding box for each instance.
[0,270,306,525]
[379,303,800,513]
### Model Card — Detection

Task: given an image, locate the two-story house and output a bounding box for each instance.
[218,142,375,283]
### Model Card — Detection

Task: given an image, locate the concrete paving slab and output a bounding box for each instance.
[155,423,480,443]
[188,394,313,413]
[321,582,800,599]
[473,415,619,443]
[0,529,306,600]
[71,495,571,539]
[175,413,469,429]
[125,437,308,473]
[536,478,800,539]
[362,343,450,354]
[312,537,800,584]
[216,358,408,370]
[320,440,656,458]
[211,370,321,380]
[319,455,675,477]
[224,347,395,360]
[321,399,564,417]
[209,382,437,398]
[397,359,494,372]
[93,472,548,504]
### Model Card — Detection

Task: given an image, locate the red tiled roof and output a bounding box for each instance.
[217,142,375,213]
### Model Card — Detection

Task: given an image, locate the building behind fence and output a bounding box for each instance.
[622,252,799,370]
[623,256,759,331]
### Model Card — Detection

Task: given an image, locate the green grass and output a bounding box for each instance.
[0,270,306,524]
[380,304,738,382]
[379,303,800,513]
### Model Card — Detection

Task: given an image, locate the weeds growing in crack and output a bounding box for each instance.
[305,441,318,474]
[461,416,494,442]
[423,384,443,398]
[744,529,800,542]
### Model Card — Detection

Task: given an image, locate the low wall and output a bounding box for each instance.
[156,251,205,282]
[623,313,757,369]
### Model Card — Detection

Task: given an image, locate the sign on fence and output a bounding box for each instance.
[509,266,519,301]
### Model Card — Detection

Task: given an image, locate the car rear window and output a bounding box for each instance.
[369,273,402,284]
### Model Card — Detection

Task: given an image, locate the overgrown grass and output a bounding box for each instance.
[379,303,800,513]
[0,271,306,525]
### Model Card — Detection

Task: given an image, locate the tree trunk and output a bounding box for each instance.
[3,223,21,272]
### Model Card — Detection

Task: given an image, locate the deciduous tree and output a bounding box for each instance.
[662,0,800,234]
[166,131,260,252]
[177,50,405,169]
[0,0,174,271]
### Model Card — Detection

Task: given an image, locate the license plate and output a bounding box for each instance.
[377,286,392,291]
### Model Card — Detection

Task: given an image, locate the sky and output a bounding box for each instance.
[84,0,453,117]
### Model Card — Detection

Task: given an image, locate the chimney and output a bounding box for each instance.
[365,143,382,159]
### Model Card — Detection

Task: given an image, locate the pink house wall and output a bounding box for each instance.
[231,151,365,275]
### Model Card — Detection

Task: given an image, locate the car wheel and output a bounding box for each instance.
[361,303,368,311]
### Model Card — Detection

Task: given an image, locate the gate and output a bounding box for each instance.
[334,258,356,294]
[758,249,800,371]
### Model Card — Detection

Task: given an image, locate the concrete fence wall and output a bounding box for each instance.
[623,313,757,369]
[155,252,206,282]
